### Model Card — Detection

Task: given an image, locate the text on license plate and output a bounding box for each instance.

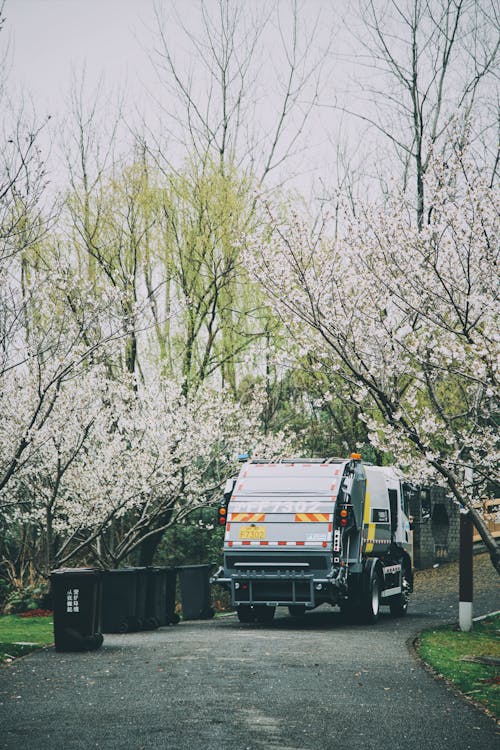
[239,526,266,540]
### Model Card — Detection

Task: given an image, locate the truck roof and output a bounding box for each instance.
[248,457,346,464]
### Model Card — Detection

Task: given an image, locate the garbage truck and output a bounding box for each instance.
[211,454,414,624]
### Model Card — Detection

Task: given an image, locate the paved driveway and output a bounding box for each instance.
[0,555,498,750]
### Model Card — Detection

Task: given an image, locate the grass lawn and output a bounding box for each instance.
[0,614,54,663]
[418,613,500,718]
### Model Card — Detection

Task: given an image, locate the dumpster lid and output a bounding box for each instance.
[103,567,141,574]
[51,567,102,577]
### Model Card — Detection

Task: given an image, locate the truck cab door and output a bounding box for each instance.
[398,481,412,549]
[387,480,411,550]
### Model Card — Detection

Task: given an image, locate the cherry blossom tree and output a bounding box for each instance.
[1,356,291,574]
[249,142,499,572]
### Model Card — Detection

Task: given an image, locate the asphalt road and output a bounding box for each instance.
[0,556,498,750]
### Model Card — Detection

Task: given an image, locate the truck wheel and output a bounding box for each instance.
[288,605,306,617]
[360,563,381,624]
[254,605,275,623]
[237,605,255,623]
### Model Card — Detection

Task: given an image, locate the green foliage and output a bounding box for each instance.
[156,508,226,567]
[244,365,386,461]
[419,615,500,717]
[3,582,49,615]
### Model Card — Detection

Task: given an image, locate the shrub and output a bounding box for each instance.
[3,581,49,615]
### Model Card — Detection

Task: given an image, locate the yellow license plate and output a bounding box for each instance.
[239,525,266,540]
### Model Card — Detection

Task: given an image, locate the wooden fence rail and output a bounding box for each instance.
[472,498,500,543]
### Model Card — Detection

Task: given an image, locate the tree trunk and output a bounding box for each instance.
[138,530,164,566]
[138,509,175,566]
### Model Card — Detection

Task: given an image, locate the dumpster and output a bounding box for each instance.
[51,568,103,652]
[178,564,214,620]
[158,566,179,625]
[143,567,162,630]
[101,568,143,633]
[134,567,148,629]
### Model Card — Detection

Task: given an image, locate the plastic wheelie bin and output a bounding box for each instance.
[143,567,162,630]
[134,567,148,629]
[178,564,214,620]
[157,566,179,625]
[101,568,143,633]
[51,568,103,652]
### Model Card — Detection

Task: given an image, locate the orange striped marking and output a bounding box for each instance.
[231,513,266,522]
[294,513,330,523]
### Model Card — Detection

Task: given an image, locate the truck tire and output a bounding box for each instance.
[360,560,381,624]
[254,605,275,623]
[288,605,306,617]
[237,605,255,623]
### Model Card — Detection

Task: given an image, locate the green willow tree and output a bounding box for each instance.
[160,159,269,394]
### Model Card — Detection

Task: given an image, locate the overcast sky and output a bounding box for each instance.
[7,0,159,111]
[4,1,497,201]
[5,1,356,194]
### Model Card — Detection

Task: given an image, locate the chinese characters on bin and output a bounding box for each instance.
[66,588,80,613]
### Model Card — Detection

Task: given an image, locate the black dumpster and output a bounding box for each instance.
[134,567,148,629]
[157,566,179,625]
[51,568,103,652]
[178,564,214,620]
[143,567,162,630]
[101,568,143,633]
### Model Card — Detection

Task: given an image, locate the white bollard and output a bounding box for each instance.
[459,600,473,632]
